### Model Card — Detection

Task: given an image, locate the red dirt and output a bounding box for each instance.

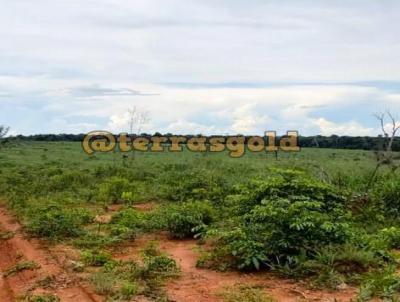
[0,206,102,302]
[114,234,357,302]
[0,202,358,302]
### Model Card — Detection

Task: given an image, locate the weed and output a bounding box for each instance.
[218,284,276,302]
[3,260,40,277]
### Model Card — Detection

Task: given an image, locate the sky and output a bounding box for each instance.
[1,0,400,136]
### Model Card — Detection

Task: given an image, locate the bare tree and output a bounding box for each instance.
[127,106,150,160]
[0,125,9,139]
[128,106,150,136]
[0,125,10,149]
[367,111,400,188]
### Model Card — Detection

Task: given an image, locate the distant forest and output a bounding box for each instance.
[5,133,400,151]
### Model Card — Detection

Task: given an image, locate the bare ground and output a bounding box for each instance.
[0,206,101,302]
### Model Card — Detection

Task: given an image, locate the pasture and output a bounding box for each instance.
[1,141,400,301]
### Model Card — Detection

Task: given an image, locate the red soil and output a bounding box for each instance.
[115,234,357,302]
[0,206,102,302]
[161,240,357,302]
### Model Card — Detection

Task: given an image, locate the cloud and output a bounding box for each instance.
[164,119,219,135]
[1,1,400,135]
[58,85,158,98]
[312,118,375,136]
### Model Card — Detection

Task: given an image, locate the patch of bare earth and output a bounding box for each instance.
[116,234,357,302]
[0,205,102,302]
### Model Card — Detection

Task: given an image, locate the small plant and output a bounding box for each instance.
[20,294,60,302]
[27,205,91,239]
[218,284,275,302]
[142,243,180,280]
[90,272,116,295]
[4,260,40,277]
[120,281,139,299]
[98,177,130,203]
[165,201,214,239]
[357,266,400,301]
[110,208,146,239]
[0,230,15,240]
[81,249,113,266]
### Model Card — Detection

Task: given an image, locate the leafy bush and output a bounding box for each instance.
[210,196,350,270]
[27,205,91,239]
[89,244,178,300]
[110,208,147,239]
[227,169,345,216]
[98,177,130,203]
[164,201,215,238]
[206,171,351,271]
[357,267,400,301]
[373,176,400,218]
[158,167,229,203]
[81,249,113,266]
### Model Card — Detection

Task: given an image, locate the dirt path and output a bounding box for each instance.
[0,206,102,302]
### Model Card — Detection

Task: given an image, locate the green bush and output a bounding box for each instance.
[358,266,400,301]
[81,249,113,266]
[27,205,91,239]
[98,177,130,203]
[158,167,229,203]
[206,171,350,271]
[165,201,215,239]
[109,208,148,239]
[373,176,400,218]
[227,169,345,216]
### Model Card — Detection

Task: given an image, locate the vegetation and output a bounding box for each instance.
[1,141,400,300]
[218,284,275,302]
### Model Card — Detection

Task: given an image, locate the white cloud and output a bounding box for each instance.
[1,1,400,135]
[312,118,375,136]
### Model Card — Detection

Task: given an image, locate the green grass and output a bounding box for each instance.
[1,141,400,299]
[3,260,40,277]
[218,284,275,302]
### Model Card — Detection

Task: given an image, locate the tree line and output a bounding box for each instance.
[4,133,400,151]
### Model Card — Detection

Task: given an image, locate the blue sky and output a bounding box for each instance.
[1,0,400,136]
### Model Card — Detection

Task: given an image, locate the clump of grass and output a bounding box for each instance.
[89,243,179,300]
[218,284,275,302]
[18,294,60,302]
[81,249,113,267]
[90,272,116,295]
[3,260,40,277]
[357,266,400,301]
[0,230,15,240]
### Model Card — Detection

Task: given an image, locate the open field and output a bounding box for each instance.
[1,142,400,301]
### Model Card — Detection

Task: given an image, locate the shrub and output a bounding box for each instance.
[98,177,130,203]
[373,176,400,218]
[158,167,229,203]
[212,197,350,270]
[27,205,90,239]
[226,169,345,216]
[81,249,113,266]
[90,271,116,295]
[206,171,350,271]
[165,201,215,239]
[109,208,148,239]
[357,266,400,301]
[218,284,275,302]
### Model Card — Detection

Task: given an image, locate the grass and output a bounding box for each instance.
[3,260,40,277]
[1,141,400,299]
[18,294,60,302]
[218,284,276,302]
